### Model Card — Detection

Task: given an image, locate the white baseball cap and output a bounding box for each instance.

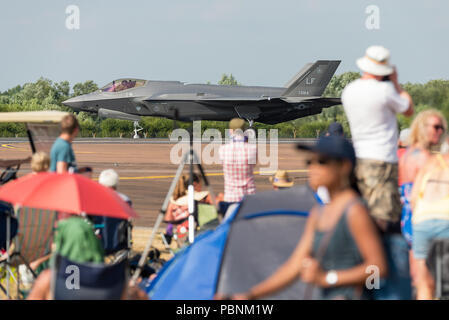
[99,169,119,188]
[356,45,394,76]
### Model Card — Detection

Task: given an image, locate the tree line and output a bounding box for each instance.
[1,73,448,138]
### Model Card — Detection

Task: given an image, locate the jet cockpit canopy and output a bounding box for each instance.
[101,79,146,92]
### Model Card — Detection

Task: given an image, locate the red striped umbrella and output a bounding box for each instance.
[0,172,137,219]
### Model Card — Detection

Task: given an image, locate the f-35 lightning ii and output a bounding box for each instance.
[63,60,341,127]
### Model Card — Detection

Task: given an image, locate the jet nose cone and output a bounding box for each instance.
[62,97,83,110]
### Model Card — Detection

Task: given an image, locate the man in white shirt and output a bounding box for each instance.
[342,45,414,232]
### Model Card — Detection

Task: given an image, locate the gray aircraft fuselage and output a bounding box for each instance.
[63,60,341,124]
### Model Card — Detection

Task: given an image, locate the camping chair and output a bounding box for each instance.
[196,203,219,233]
[91,216,133,263]
[162,201,217,246]
[13,207,57,272]
[0,202,18,250]
[0,164,20,186]
[0,202,18,297]
[51,254,128,300]
[0,207,57,298]
[426,239,449,299]
[161,202,219,250]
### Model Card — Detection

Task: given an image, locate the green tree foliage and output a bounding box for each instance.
[0,122,26,137]
[323,72,361,97]
[53,81,70,103]
[218,74,240,86]
[72,80,99,97]
[402,80,449,123]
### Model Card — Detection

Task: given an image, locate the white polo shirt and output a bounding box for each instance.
[342,79,409,163]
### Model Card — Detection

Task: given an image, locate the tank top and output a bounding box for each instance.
[311,198,367,300]
[413,154,449,225]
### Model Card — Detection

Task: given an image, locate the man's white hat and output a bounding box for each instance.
[356,45,394,76]
[99,169,119,188]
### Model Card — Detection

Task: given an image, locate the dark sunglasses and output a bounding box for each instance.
[433,124,445,132]
[306,157,333,166]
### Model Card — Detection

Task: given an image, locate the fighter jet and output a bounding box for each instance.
[63,60,341,127]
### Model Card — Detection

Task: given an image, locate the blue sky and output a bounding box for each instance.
[1,0,448,91]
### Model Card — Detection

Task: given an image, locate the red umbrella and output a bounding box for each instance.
[0,172,137,219]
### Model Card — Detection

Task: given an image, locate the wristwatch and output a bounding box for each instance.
[325,270,338,286]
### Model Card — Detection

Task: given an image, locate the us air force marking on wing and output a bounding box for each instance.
[176,304,274,317]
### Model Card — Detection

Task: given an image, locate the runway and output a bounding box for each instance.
[0,139,310,227]
[0,137,316,144]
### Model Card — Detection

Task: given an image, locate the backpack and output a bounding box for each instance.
[54,216,104,263]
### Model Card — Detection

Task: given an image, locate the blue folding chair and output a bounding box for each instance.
[51,254,128,300]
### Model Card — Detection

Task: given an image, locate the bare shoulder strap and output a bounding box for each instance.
[303,197,361,299]
[314,197,361,260]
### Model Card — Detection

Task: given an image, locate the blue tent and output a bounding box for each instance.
[147,185,318,300]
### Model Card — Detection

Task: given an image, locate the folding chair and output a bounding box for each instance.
[13,207,57,272]
[0,201,18,297]
[51,254,128,300]
[90,216,133,263]
[0,207,57,298]
[0,165,20,185]
[161,202,220,250]
[196,203,219,232]
[0,202,18,250]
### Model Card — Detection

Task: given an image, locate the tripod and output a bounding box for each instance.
[130,125,217,284]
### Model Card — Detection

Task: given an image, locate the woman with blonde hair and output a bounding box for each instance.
[411,139,449,299]
[31,151,50,173]
[398,109,446,299]
[399,109,446,246]
[408,109,447,151]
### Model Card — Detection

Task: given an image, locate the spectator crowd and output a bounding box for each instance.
[2,45,449,300]
[217,45,449,300]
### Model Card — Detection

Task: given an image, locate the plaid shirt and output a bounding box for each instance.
[219,135,257,202]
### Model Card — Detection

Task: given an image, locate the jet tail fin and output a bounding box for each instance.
[282,60,340,97]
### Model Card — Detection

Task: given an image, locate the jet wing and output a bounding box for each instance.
[281,97,341,104]
[144,94,272,102]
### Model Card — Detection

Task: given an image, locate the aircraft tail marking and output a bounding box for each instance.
[282,60,340,97]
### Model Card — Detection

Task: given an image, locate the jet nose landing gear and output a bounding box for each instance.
[133,121,143,139]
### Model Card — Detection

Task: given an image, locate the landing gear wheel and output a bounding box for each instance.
[133,121,143,139]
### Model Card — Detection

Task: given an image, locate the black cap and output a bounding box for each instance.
[327,122,344,136]
[297,135,356,167]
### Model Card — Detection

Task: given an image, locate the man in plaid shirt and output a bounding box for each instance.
[219,118,257,204]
